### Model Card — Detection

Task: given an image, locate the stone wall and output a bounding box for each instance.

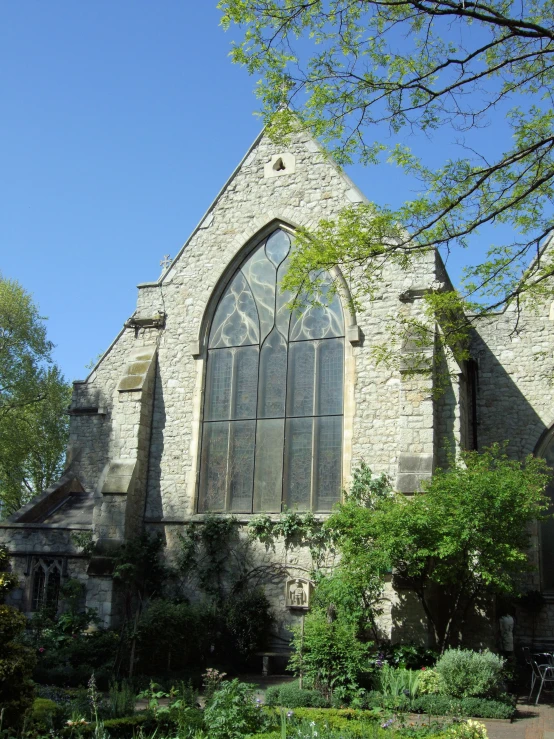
[1,128,480,644]
[472,291,554,645]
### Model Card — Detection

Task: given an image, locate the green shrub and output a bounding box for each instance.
[360,689,514,718]
[410,694,515,719]
[265,681,329,708]
[32,628,118,688]
[272,709,397,739]
[365,689,411,712]
[289,609,369,695]
[26,698,64,731]
[134,589,273,675]
[204,679,266,739]
[226,587,274,659]
[434,649,505,698]
[419,668,441,695]
[0,605,36,727]
[34,663,112,689]
[257,708,451,738]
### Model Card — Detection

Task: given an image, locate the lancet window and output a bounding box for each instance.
[30,557,62,612]
[198,228,344,513]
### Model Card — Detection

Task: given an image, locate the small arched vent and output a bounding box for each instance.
[273,157,286,172]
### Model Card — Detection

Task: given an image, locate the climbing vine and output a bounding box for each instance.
[176,515,265,600]
[70,531,95,557]
[247,507,335,572]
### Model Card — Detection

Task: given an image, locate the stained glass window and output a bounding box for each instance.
[198,229,345,513]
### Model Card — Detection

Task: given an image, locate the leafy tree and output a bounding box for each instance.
[219,0,554,361]
[0,276,70,516]
[0,545,36,727]
[0,367,71,515]
[0,275,53,416]
[326,445,552,651]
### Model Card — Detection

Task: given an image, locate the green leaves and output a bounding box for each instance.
[327,447,551,650]
[0,274,53,415]
[220,0,554,361]
[0,276,70,516]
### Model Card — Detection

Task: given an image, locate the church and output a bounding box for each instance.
[2,127,554,649]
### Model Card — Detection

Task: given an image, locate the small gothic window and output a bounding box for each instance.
[30,558,63,612]
[198,228,345,513]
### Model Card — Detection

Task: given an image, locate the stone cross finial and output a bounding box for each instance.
[160,255,172,270]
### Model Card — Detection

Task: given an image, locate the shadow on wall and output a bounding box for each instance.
[390,330,549,649]
[433,341,459,470]
[471,330,547,459]
[390,581,496,651]
[144,362,166,521]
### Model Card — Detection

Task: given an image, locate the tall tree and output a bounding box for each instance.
[219,0,554,359]
[0,275,70,516]
[326,446,552,651]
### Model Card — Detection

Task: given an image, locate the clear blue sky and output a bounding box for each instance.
[0,2,513,382]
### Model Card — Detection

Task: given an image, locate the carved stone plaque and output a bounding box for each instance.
[285,577,312,610]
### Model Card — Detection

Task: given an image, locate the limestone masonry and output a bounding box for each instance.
[2,128,554,649]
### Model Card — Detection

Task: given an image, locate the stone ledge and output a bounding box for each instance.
[124,311,166,330]
[144,512,334,524]
[117,345,157,393]
[101,460,137,495]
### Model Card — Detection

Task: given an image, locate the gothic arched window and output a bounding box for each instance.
[198,229,344,513]
[30,557,62,612]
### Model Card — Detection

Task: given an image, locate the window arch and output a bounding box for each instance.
[30,557,62,612]
[198,228,345,513]
[537,430,554,591]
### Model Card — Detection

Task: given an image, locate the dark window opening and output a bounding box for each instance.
[30,558,62,612]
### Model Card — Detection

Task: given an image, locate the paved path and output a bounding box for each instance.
[479,702,554,739]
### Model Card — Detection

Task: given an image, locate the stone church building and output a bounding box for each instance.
[2,128,554,649]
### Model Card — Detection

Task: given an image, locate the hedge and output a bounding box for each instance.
[409,695,515,719]
[265,683,330,708]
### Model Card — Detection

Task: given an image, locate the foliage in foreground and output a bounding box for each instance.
[203,678,267,739]
[326,446,551,651]
[0,545,36,727]
[434,650,505,699]
[17,675,508,738]
[220,0,554,370]
[289,606,371,698]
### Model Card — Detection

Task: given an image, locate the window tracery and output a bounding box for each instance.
[30,557,62,612]
[198,228,345,513]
